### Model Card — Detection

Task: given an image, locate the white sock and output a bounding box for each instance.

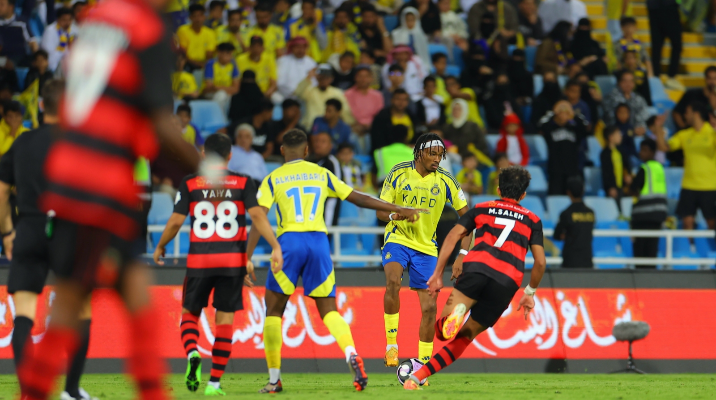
[269,368,281,384]
[208,381,220,389]
[344,346,357,362]
[187,350,199,359]
[386,344,398,351]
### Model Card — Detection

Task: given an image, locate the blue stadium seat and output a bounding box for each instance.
[265,162,281,173]
[546,195,570,225]
[620,197,633,218]
[533,75,543,96]
[485,134,499,153]
[524,46,537,72]
[445,65,461,77]
[587,136,602,167]
[507,45,516,55]
[15,67,28,91]
[557,75,567,89]
[523,135,548,164]
[29,16,44,37]
[595,75,617,97]
[428,43,449,59]
[664,167,683,199]
[671,237,700,270]
[584,197,620,222]
[340,248,371,268]
[470,195,498,208]
[272,105,283,121]
[148,192,174,224]
[521,104,532,124]
[520,195,545,220]
[452,46,465,71]
[323,13,334,27]
[648,77,670,104]
[189,100,228,133]
[593,221,629,269]
[583,167,602,196]
[525,166,547,195]
[384,15,398,31]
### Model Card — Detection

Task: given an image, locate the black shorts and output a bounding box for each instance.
[676,189,716,219]
[182,271,247,313]
[453,272,517,328]
[50,219,143,288]
[8,217,50,294]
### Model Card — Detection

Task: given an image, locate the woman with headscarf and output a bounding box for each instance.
[484,73,521,130]
[443,98,492,166]
[507,48,534,107]
[530,71,563,129]
[229,70,264,124]
[535,20,573,75]
[571,18,608,79]
[392,7,432,68]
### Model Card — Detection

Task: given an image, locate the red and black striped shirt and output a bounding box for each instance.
[457,199,544,290]
[40,0,174,240]
[174,171,259,277]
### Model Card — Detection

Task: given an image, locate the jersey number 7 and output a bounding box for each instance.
[493,217,515,248]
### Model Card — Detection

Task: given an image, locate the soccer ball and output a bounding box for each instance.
[396,358,427,386]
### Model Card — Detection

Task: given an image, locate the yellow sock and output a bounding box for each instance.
[418,340,433,363]
[384,313,399,346]
[264,316,282,371]
[323,311,356,359]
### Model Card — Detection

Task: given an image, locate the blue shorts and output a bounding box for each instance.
[266,232,336,298]
[382,243,437,289]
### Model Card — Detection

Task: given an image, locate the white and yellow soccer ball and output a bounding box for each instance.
[396,358,428,386]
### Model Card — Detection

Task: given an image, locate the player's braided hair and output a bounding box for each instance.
[413,132,447,161]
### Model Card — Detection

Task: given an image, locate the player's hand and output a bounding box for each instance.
[397,207,427,223]
[270,247,284,274]
[389,212,408,221]
[427,274,443,295]
[153,246,166,266]
[517,293,535,321]
[451,254,464,281]
[2,230,14,261]
[245,260,257,288]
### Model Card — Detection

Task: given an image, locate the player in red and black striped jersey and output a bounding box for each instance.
[19,0,200,398]
[153,134,282,396]
[403,166,548,390]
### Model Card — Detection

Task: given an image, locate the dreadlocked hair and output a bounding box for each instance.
[413,132,447,161]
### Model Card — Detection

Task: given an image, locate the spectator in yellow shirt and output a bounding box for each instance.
[0,102,28,156]
[177,4,217,69]
[321,6,361,63]
[236,36,278,100]
[244,2,286,58]
[287,0,327,61]
[204,43,241,112]
[172,53,199,99]
[215,9,246,57]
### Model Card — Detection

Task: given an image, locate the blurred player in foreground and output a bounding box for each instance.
[0,80,96,400]
[404,166,547,390]
[18,0,200,398]
[153,133,283,396]
[246,129,425,393]
[378,132,469,369]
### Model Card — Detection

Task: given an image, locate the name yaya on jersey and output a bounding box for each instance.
[273,173,326,185]
[488,207,525,220]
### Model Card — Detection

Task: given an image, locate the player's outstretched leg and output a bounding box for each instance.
[316,298,368,391]
[180,311,202,392]
[383,262,403,367]
[205,312,234,396]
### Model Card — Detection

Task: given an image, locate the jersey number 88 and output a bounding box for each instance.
[193,201,239,239]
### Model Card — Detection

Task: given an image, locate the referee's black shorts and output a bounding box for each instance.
[453,272,517,328]
[676,189,716,220]
[8,216,50,294]
[182,271,247,313]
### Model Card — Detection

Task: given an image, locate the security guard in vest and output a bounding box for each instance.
[631,138,667,268]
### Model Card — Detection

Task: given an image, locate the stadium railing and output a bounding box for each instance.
[146,225,716,269]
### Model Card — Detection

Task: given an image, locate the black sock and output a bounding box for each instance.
[65,319,91,398]
[12,316,34,369]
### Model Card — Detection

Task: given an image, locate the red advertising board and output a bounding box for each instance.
[0,286,712,360]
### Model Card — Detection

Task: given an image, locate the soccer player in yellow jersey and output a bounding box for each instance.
[378,132,471,371]
[247,129,425,394]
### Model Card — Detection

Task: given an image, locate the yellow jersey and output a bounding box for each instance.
[171,71,198,98]
[0,121,28,156]
[380,161,468,256]
[214,25,245,57]
[257,160,354,236]
[177,24,217,63]
[391,114,414,142]
[244,25,286,57]
[668,123,716,191]
[236,52,277,92]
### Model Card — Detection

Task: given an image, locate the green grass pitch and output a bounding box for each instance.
[0,373,713,399]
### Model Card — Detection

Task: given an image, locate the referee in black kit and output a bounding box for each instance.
[0,80,96,400]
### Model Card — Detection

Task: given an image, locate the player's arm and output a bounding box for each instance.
[452,205,472,280]
[428,224,470,295]
[517,222,547,320]
[153,213,186,265]
[247,205,283,274]
[347,190,425,222]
